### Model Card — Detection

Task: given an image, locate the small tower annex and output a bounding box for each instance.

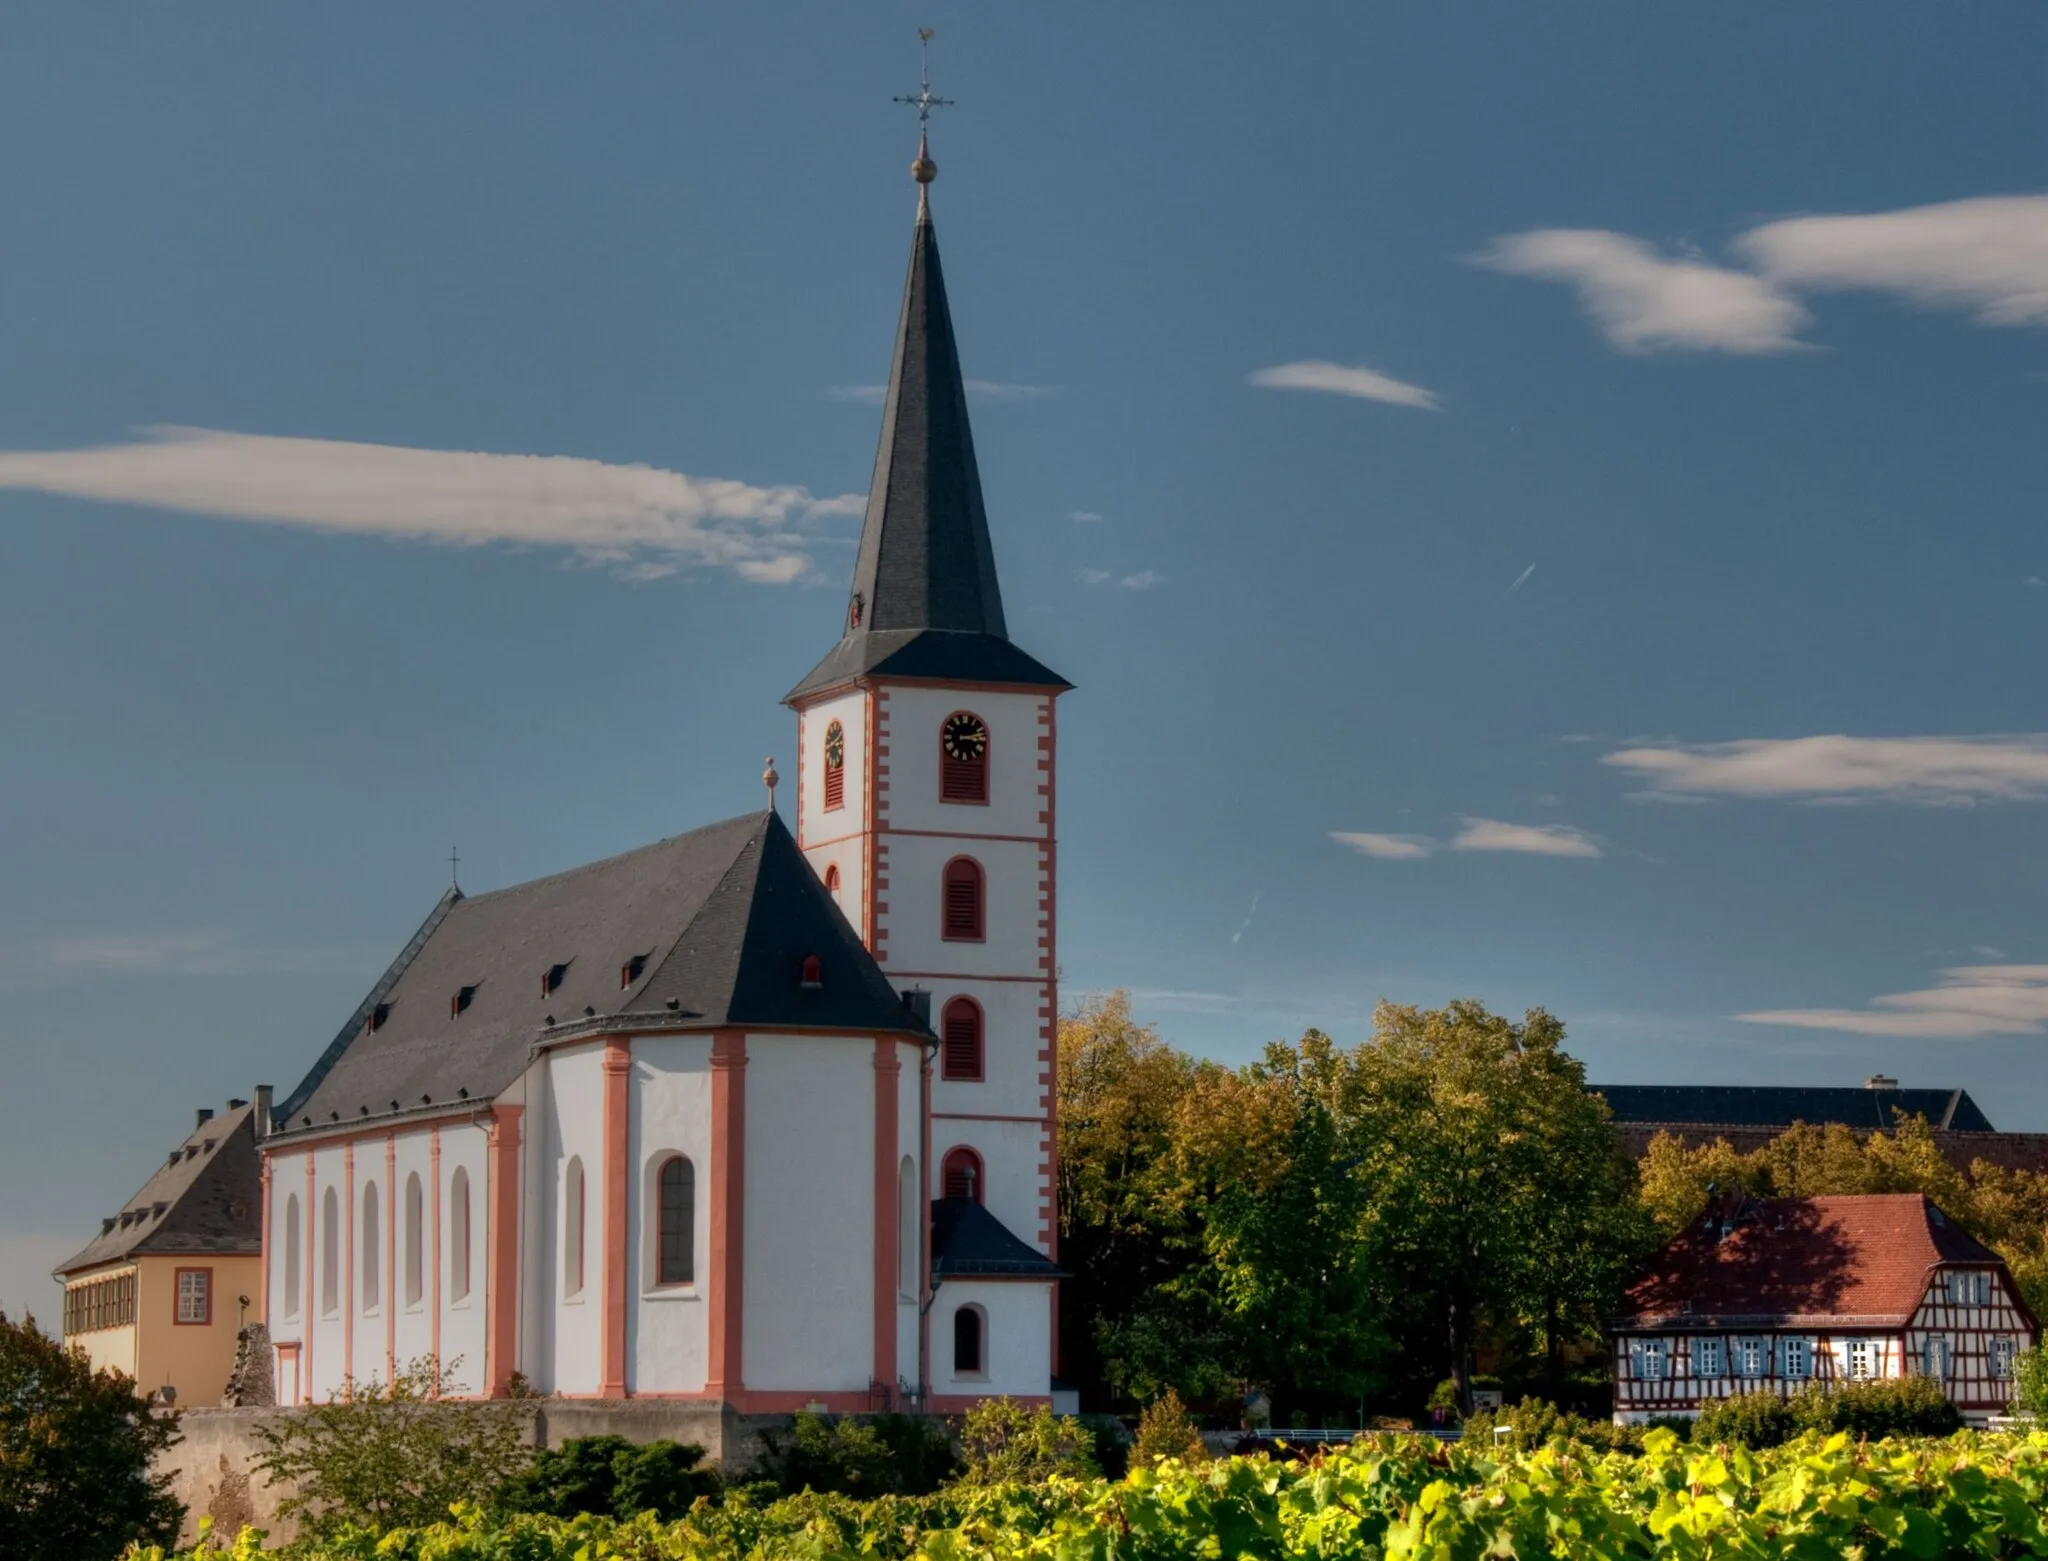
[788,117,1070,1406]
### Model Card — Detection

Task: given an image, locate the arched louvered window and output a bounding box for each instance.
[823,720,846,811]
[941,997,984,1081]
[942,858,985,943]
[953,1305,985,1375]
[658,1156,695,1285]
[404,1173,424,1308]
[940,712,989,803]
[824,863,841,904]
[941,1145,984,1203]
[282,1195,302,1320]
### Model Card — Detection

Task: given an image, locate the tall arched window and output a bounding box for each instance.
[403,1173,424,1308]
[940,712,989,804]
[898,1155,919,1300]
[361,1182,381,1312]
[941,997,984,1081]
[953,1304,985,1375]
[658,1156,695,1285]
[942,858,985,943]
[564,1157,587,1298]
[824,863,841,904]
[941,1146,984,1203]
[282,1194,302,1320]
[823,720,846,811]
[320,1187,340,1316]
[449,1167,472,1303]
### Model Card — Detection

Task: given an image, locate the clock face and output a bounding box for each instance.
[942,714,988,763]
[824,723,845,768]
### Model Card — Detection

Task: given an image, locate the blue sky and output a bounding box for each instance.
[5,4,2048,1315]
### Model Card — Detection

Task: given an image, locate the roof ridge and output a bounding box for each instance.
[456,812,770,907]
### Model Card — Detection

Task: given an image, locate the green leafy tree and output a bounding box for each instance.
[495,1434,717,1519]
[954,1398,1097,1485]
[1130,1389,1207,1466]
[756,1412,954,1496]
[0,1311,183,1561]
[2014,1346,2048,1420]
[253,1357,531,1538]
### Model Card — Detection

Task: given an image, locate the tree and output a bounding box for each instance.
[955,1398,1097,1485]
[495,1435,718,1520]
[1130,1389,1208,1466]
[253,1358,531,1538]
[0,1311,184,1561]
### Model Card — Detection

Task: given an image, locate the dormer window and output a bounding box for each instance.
[940,713,989,804]
[823,721,846,811]
[799,954,823,989]
[620,953,648,989]
[849,591,864,629]
[369,1002,391,1033]
[542,963,568,998]
[450,985,477,1018]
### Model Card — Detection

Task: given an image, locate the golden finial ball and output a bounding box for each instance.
[912,152,937,184]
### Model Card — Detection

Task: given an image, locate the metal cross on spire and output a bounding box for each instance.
[893,28,954,129]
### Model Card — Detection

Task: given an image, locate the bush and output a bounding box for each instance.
[955,1397,1097,1484]
[2017,1346,2048,1420]
[1458,1396,1652,1454]
[754,1411,955,1497]
[1692,1388,1802,1449]
[1130,1388,1207,1466]
[1693,1377,1963,1448]
[496,1435,718,1520]
[0,1311,183,1561]
[1078,1414,1131,1479]
[252,1357,531,1538]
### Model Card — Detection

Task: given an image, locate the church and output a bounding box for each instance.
[257,132,1069,1412]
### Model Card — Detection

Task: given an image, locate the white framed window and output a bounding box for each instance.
[1846,1338,1877,1380]
[1922,1336,1950,1381]
[175,1267,211,1325]
[281,1194,302,1321]
[1991,1336,2017,1380]
[1779,1337,1812,1381]
[1736,1336,1768,1379]
[1629,1338,1668,1380]
[1693,1337,1725,1378]
[1947,1271,1991,1307]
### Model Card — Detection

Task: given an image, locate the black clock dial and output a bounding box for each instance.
[824,724,845,767]
[942,715,988,762]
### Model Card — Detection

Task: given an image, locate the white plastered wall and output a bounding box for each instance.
[435,1122,489,1396]
[797,690,870,943]
[628,1033,714,1393]
[533,1044,605,1395]
[878,687,1050,838]
[932,1281,1052,1400]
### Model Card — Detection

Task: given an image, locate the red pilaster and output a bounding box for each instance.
[872,1036,901,1399]
[601,1036,632,1397]
[706,1030,748,1399]
[485,1104,523,1398]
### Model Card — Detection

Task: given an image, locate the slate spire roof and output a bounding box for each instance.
[789,188,1068,701]
[273,810,927,1138]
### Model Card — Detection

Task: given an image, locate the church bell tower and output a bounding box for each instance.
[785,94,1069,1403]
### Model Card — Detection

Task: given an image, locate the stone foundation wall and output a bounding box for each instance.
[160,1400,790,1546]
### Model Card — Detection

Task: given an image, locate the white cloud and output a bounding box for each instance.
[827,385,888,404]
[1475,229,1811,354]
[1603,734,2048,804]
[1069,510,1104,524]
[1738,964,2048,1040]
[1078,568,1112,586]
[1079,567,1162,591]
[0,427,861,583]
[1330,831,1435,860]
[1507,563,1536,595]
[1450,817,1603,857]
[1248,360,1443,410]
[1738,195,2048,328]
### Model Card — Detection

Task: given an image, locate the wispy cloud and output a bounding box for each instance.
[1603,734,2048,804]
[0,427,862,583]
[1507,563,1537,595]
[1474,230,1810,354]
[2,928,365,985]
[1738,195,2048,329]
[1330,831,1436,860]
[1248,360,1443,410]
[1332,819,1602,859]
[1069,510,1104,524]
[828,380,1053,404]
[1738,964,2048,1040]
[1450,818,1603,857]
[1231,891,1262,946]
[1080,567,1162,591]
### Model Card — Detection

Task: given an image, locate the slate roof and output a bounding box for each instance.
[929,1196,1066,1280]
[275,811,926,1136]
[1594,1084,1995,1134]
[57,1103,262,1274]
[788,196,1067,701]
[1616,1194,2022,1331]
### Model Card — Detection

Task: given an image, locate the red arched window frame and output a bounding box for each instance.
[823,863,841,903]
[939,712,990,804]
[941,997,984,1081]
[941,1146,984,1203]
[822,720,845,811]
[942,857,985,943]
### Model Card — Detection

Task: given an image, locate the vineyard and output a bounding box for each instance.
[134,1427,2048,1560]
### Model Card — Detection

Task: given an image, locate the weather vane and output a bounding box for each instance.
[894,27,952,196]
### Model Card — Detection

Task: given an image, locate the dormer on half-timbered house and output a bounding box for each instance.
[1612,1194,2038,1426]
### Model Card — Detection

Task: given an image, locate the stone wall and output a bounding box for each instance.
[159,1400,788,1546]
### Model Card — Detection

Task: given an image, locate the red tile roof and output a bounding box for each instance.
[1618,1194,2008,1330]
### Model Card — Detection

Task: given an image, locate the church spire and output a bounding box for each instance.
[787,52,1067,703]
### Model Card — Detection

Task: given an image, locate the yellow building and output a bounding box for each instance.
[57,1097,265,1405]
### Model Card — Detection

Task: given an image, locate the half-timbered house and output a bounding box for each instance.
[1612,1193,2037,1426]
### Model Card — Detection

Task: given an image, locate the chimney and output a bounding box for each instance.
[194,1107,215,1132]
[1864,1074,1899,1091]
[253,1085,273,1139]
[901,988,932,1028]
